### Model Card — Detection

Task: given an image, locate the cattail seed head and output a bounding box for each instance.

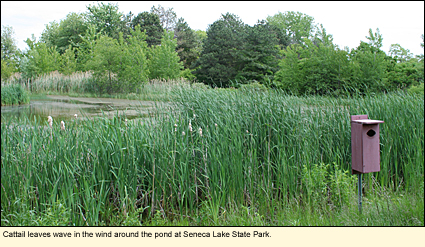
[189,121,193,132]
[60,121,65,131]
[74,114,78,119]
[198,127,203,137]
[47,116,53,128]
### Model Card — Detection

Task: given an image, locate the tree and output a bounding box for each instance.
[389,44,414,63]
[119,25,150,91]
[85,2,125,40]
[148,30,183,80]
[56,12,88,54]
[349,28,388,92]
[86,35,122,94]
[40,21,60,49]
[150,4,177,32]
[1,25,19,79]
[194,30,207,55]
[237,20,281,85]
[266,11,317,45]
[59,45,77,75]
[130,12,163,46]
[20,35,61,78]
[75,24,102,71]
[274,36,354,96]
[192,13,247,87]
[174,18,198,69]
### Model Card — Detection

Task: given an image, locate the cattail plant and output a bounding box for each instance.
[47,116,53,128]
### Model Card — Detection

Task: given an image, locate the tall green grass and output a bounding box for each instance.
[1,88,423,225]
[1,84,30,106]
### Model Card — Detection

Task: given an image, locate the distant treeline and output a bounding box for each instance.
[1,3,424,95]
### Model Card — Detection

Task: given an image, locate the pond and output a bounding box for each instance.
[1,95,159,124]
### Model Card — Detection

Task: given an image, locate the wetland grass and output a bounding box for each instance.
[1,88,423,226]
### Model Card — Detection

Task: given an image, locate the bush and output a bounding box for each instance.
[1,84,30,106]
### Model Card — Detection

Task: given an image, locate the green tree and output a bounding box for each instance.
[389,43,414,63]
[59,45,77,75]
[40,21,60,49]
[150,4,177,32]
[384,60,422,90]
[148,30,183,80]
[85,2,125,40]
[237,20,281,85]
[274,37,354,95]
[86,35,122,94]
[174,17,198,69]
[1,25,19,80]
[130,12,163,46]
[119,26,150,91]
[20,35,61,78]
[266,11,316,45]
[75,24,102,71]
[385,40,423,90]
[349,28,388,93]
[56,12,88,54]
[192,13,247,87]
[193,30,207,55]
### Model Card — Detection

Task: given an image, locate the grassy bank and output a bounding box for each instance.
[1,88,423,226]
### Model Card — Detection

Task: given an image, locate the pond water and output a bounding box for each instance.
[1,95,158,124]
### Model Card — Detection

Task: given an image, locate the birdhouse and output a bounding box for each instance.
[351,115,384,174]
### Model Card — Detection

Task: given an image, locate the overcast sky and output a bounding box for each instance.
[1,1,424,55]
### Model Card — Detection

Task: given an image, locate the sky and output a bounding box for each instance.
[1,1,424,56]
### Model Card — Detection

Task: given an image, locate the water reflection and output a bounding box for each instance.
[1,96,154,123]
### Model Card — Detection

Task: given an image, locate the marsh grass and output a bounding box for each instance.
[1,84,30,106]
[1,88,423,226]
[3,71,192,101]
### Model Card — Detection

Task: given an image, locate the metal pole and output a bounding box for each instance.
[358,173,362,214]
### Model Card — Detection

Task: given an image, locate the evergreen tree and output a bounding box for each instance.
[237,20,281,85]
[130,12,163,47]
[174,17,198,69]
[192,13,247,87]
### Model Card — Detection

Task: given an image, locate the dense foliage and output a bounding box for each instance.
[1,3,423,95]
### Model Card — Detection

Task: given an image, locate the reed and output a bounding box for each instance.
[1,88,423,226]
[1,83,30,106]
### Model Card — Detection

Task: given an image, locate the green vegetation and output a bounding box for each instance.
[1,2,423,226]
[1,88,423,226]
[2,4,423,96]
[1,83,29,106]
